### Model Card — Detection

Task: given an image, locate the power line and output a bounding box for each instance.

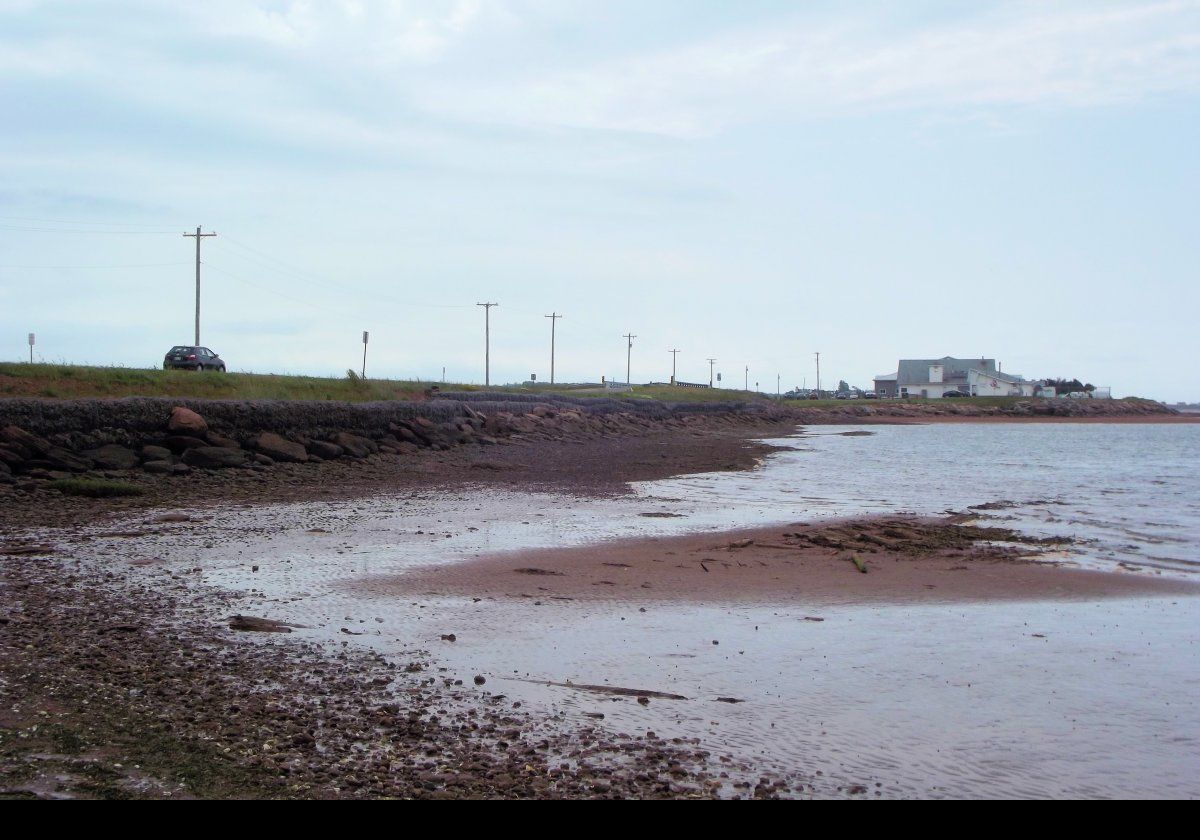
[0,214,179,229]
[0,261,189,269]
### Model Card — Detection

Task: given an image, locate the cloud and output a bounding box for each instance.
[417,1,1200,137]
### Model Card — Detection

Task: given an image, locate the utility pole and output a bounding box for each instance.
[815,352,821,398]
[183,226,216,345]
[707,358,716,388]
[477,303,498,386]
[777,373,780,400]
[361,331,369,379]
[669,349,680,384]
[545,312,562,384]
[623,333,636,385]
[745,365,749,391]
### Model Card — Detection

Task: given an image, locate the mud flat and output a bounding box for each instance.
[358,517,1200,605]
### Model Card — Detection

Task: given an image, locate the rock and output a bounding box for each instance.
[205,431,242,449]
[252,453,275,466]
[251,432,308,463]
[163,435,210,454]
[0,460,10,476]
[0,446,25,468]
[0,425,51,456]
[474,675,486,686]
[141,445,173,462]
[167,406,208,435]
[331,432,377,458]
[83,444,138,471]
[142,460,173,474]
[182,446,248,469]
[229,615,294,633]
[43,446,92,472]
[307,440,344,460]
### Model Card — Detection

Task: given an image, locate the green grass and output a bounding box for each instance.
[780,395,1033,409]
[0,363,445,402]
[0,363,783,404]
[47,478,145,498]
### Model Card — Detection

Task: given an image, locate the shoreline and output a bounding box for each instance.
[3,419,1197,799]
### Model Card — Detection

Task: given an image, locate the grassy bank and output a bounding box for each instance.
[0,362,772,404]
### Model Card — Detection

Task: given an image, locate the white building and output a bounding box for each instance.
[874,357,1039,399]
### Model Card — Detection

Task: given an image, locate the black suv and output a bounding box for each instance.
[164,346,226,372]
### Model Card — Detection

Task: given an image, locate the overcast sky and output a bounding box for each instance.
[1,1,1197,399]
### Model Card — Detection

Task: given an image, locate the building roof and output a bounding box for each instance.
[897,356,996,385]
[968,368,1029,385]
[874,372,898,382]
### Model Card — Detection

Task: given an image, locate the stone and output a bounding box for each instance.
[167,406,208,435]
[141,445,173,462]
[205,431,242,449]
[307,440,344,460]
[182,446,248,469]
[0,446,25,468]
[251,432,308,463]
[142,460,174,474]
[331,432,377,458]
[0,425,51,456]
[83,444,138,471]
[43,446,92,472]
[163,435,210,454]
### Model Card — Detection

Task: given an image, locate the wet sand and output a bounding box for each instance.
[351,517,1200,605]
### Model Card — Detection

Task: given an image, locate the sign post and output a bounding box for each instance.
[27,333,35,364]
[361,331,369,379]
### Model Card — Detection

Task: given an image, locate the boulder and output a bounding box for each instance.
[167,406,208,435]
[0,446,25,468]
[331,432,377,458]
[307,440,344,460]
[43,447,92,472]
[1,425,50,456]
[0,460,10,476]
[141,445,173,462]
[182,446,248,469]
[143,460,174,474]
[205,431,242,449]
[251,432,308,463]
[164,435,211,454]
[83,444,139,471]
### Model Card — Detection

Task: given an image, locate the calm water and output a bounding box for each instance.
[91,422,1199,798]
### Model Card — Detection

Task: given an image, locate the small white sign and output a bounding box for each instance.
[27,333,35,346]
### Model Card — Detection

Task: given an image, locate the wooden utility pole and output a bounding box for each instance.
[623,333,636,385]
[361,331,369,378]
[182,226,216,345]
[745,365,749,391]
[707,358,716,388]
[545,312,562,384]
[669,349,680,383]
[477,303,498,386]
[815,352,821,398]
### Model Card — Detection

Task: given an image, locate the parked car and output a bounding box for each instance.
[863,392,879,399]
[164,345,226,372]
[943,389,968,398]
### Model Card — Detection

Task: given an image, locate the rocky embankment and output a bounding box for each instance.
[0,393,788,488]
[787,396,1176,423]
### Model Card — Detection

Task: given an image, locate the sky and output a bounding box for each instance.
[1,0,1198,400]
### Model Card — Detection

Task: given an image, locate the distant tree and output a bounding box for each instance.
[838,380,850,393]
[1046,378,1094,394]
